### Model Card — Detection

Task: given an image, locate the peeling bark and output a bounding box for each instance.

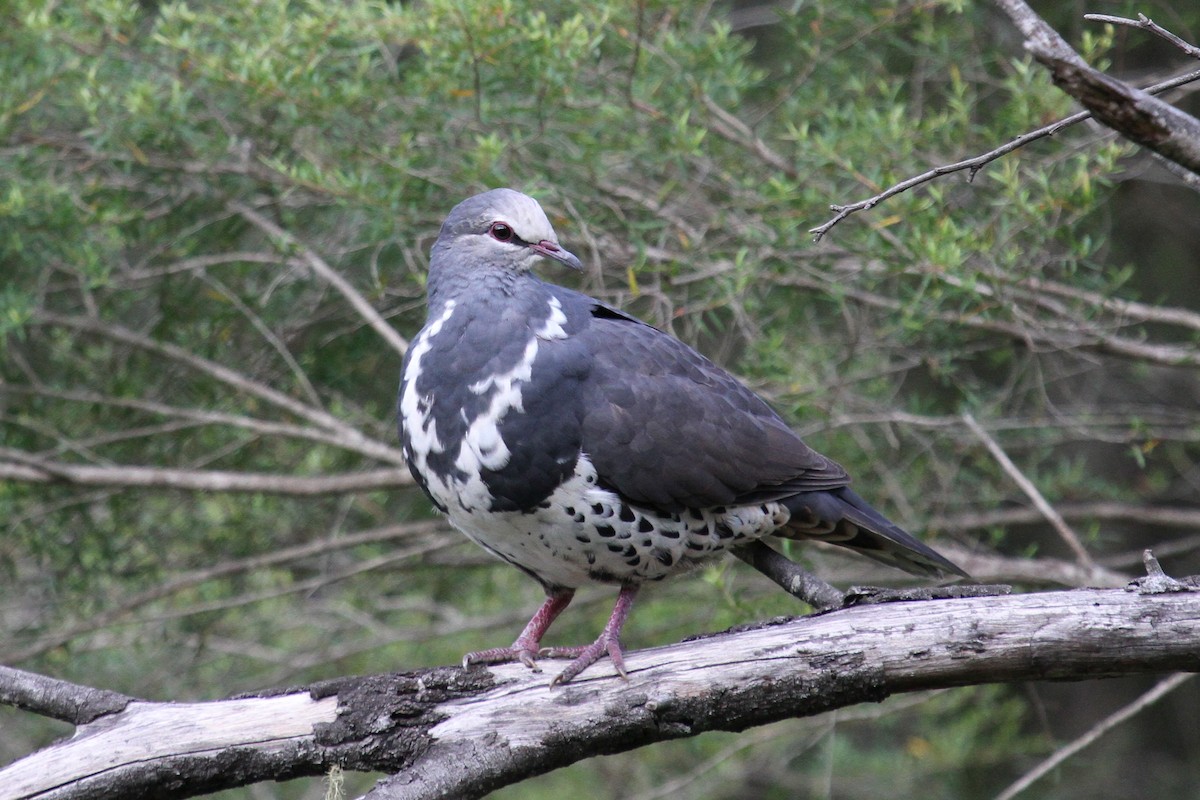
[2,586,1198,800]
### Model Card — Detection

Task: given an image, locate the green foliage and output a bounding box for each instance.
[3,0,1199,796]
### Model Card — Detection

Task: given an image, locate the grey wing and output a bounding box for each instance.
[576,309,849,510]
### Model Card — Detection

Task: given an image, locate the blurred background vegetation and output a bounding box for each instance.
[2,0,1199,797]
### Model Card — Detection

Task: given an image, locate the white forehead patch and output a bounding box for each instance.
[493,191,557,243]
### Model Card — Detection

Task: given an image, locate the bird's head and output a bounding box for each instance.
[431,188,583,276]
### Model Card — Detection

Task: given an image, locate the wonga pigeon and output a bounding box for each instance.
[399,188,966,685]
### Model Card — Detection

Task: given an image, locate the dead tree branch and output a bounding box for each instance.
[0,453,410,494]
[229,200,411,356]
[812,11,1200,240]
[2,585,1197,800]
[26,312,406,464]
[1085,13,1200,61]
[996,0,1200,174]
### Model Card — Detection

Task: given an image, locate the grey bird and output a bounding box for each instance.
[399,188,966,685]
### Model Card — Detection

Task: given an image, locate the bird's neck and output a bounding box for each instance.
[426,261,530,315]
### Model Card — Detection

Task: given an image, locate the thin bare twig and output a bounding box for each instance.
[961,413,1096,570]
[0,383,399,459]
[809,110,1089,241]
[1,522,446,664]
[28,312,406,464]
[196,271,325,409]
[1084,13,1200,61]
[811,63,1200,239]
[228,204,410,357]
[996,0,1200,175]
[931,501,1200,535]
[0,453,411,494]
[768,270,1200,367]
[993,672,1194,800]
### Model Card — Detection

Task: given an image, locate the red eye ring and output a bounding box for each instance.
[489,221,515,242]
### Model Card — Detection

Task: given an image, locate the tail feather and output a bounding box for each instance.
[780,488,969,579]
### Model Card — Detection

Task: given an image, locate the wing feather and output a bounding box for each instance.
[570,295,849,510]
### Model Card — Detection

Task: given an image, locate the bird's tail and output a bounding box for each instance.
[779,487,969,579]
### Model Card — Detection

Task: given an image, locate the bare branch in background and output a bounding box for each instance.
[0,522,449,664]
[0,453,410,494]
[0,383,399,456]
[26,312,406,464]
[1085,13,1200,61]
[229,200,411,356]
[812,41,1200,239]
[995,0,1200,174]
[768,269,1200,367]
[994,672,1195,800]
[961,413,1096,570]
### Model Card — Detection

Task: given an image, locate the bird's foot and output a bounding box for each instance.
[541,584,639,686]
[461,590,577,673]
[541,633,628,686]
[462,639,543,672]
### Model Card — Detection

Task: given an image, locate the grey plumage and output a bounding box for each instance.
[398,188,966,684]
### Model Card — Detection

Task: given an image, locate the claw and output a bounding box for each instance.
[459,590,574,673]
[545,585,639,686]
[546,632,629,686]
[463,645,543,671]
[460,585,641,686]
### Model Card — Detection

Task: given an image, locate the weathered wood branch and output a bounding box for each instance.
[995,0,1200,177]
[812,8,1200,239]
[0,667,131,725]
[2,584,1197,800]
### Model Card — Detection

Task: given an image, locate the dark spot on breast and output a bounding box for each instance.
[618,506,636,522]
[595,524,616,538]
[637,518,655,533]
[651,548,674,566]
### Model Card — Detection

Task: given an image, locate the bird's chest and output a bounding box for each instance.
[398,296,577,515]
[445,455,789,590]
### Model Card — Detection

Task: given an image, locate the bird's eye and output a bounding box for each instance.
[489,222,515,242]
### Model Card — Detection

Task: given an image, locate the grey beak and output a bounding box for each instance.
[532,240,584,271]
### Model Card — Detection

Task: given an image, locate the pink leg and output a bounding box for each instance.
[462,589,575,672]
[542,584,639,686]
